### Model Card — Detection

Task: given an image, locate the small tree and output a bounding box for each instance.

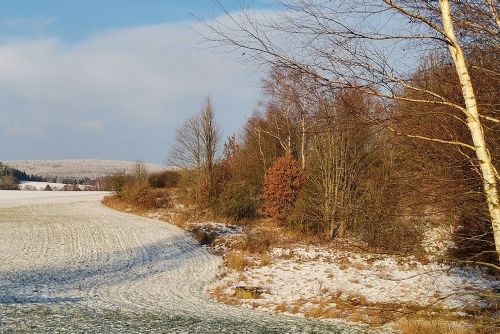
[44,184,53,191]
[262,153,303,221]
[170,97,221,206]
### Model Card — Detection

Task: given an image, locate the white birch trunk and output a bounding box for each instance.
[301,114,306,169]
[440,0,500,259]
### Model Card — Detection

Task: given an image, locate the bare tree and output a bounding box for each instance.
[200,97,221,199]
[169,97,221,205]
[204,0,500,258]
[261,67,319,168]
[170,114,203,171]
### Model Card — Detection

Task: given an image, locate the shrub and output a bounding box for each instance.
[450,207,497,264]
[109,173,134,195]
[148,170,180,188]
[121,179,150,203]
[136,188,172,209]
[356,215,425,254]
[0,175,19,190]
[217,181,259,220]
[286,186,324,235]
[243,230,272,254]
[262,153,303,221]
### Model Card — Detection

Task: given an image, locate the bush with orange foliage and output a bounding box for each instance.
[262,153,303,221]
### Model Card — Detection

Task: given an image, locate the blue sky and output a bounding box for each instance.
[0,1,273,42]
[0,1,272,164]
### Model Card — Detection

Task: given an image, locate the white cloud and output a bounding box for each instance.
[0,19,262,162]
[0,117,42,137]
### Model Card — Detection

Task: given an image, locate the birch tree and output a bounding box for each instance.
[204,0,500,258]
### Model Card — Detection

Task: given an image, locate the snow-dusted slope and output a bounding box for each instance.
[19,181,68,191]
[0,192,376,333]
[0,190,109,208]
[4,159,164,180]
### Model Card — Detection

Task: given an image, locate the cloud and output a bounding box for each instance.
[0,19,262,163]
[0,117,42,137]
[80,121,105,133]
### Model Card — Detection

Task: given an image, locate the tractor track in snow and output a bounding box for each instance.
[0,192,381,333]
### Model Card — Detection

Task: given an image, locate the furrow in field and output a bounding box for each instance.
[0,192,379,333]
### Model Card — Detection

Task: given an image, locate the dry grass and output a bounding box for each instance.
[394,316,498,334]
[102,188,172,212]
[102,195,138,212]
[224,251,252,272]
[304,306,339,319]
[258,253,273,266]
[274,302,288,313]
[209,286,242,306]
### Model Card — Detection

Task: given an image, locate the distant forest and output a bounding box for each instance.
[0,162,46,190]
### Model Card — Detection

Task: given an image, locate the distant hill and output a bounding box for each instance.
[4,160,164,180]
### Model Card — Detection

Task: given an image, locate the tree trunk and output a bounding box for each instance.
[301,113,306,169]
[440,0,500,259]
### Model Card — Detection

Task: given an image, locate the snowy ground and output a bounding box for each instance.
[19,181,69,191]
[0,192,383,333]
[0,190,109,208]
[210,246,499,322]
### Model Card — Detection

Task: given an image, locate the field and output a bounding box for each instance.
[0,191,379,333]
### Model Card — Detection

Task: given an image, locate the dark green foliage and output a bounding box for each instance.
[0,162,45,182]
[0,163,19,190]
[217,181,259,220]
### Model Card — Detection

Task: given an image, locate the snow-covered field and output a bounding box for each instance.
[0,192,379,333]
[211,246,499,318]
[4,159,164,179]
[19,181,69,191]
[0,190,109,208]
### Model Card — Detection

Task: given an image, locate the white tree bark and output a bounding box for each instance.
[440,0,500,259]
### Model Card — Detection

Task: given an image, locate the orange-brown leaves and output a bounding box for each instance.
[262,153,303,221]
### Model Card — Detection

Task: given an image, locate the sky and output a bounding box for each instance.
[0,1,273,164]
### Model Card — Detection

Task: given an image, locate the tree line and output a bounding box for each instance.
[0,162,46,190]
[169,0,499,265]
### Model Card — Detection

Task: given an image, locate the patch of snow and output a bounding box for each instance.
[19,181,67,191]
[422,224,456,257]
[202,222,243,236]
[212,246,499,313]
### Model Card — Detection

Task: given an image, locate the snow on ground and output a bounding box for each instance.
[0,190,109,208]
[211,246,499,315]
[191,222,245,254]
[19,181,68,191]
[0,192,377,333]
[422,224,456,258]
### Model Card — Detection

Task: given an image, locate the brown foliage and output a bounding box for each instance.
[262,153,303,221]
[137,188,172,209]
[391,52,500,262]
[148,170,180,188]
[0,175,18,190]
